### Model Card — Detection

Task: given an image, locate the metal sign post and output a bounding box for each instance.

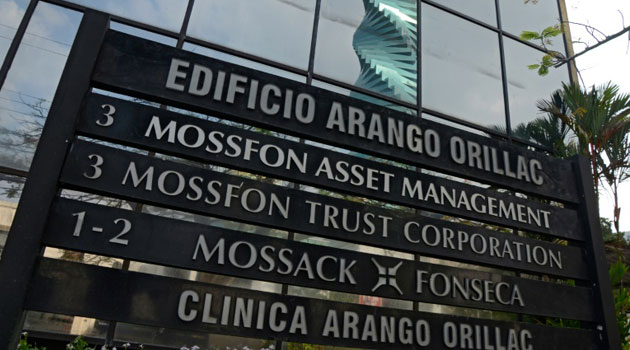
[0,10,109,349]
[575,156,622,349]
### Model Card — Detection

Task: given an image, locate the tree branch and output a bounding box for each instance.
[555,25,630,67]
[562,20,607,41]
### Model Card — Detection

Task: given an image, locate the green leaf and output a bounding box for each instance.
[541,25,563,37]
[610,259,629,286]
[541,54,553,65]
[520,30,541,41]
[527,64,540,70]
[538,65,549,76]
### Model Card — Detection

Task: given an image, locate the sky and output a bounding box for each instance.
[564,0,630,231]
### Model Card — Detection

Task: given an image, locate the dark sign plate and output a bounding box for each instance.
[26,258,599,349]
[91,30,579,204]
[42,198,594,320]
[77,93,582,240]
[59,140,589,279]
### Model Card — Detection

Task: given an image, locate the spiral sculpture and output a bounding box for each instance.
[352,0,417,105]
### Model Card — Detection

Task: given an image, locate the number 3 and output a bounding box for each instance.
[83,154,104,179]
[97,104,116,127]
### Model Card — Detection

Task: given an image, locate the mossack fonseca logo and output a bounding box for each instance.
[164,58,546,187]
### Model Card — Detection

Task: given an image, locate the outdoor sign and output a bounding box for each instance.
[0,11,620,350]
[77,93,582,238]
[25,258,600,350]
[92,31,579,204]
[42,198,594,320]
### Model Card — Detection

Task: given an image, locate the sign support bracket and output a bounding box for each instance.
[575,155,621,349]
[0,10,109,349]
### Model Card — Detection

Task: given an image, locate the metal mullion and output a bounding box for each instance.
[423,0,562,56]
[495,0,512,142]
[415,0,422,313]
[416,1,422,111]
[0,166,28,178]
[502,31,552,53]
[306,0,321,85]
[38,0,85,12]
[176,0,195,49]
[556,0,576,84]
[276,2,321,349]
[101,15,179,40]
[0,0,38,92]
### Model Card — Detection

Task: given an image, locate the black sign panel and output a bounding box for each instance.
[59,140,589,279]
[78,93,582,240]
[91,30,579,204]
[43,198,594,320]
[26,258,600,350]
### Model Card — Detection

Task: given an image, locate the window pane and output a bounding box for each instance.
[23,312,109,339]
[503,37,569,139]
[187,0,315,70]
[422,113,487,136]
[429,0,497,26]
[0,0,30,63]
[422,4,505,130]
[183,42,307,83]
[0,2,81,171]
[312,79,417,115]
[0,173,23,260]
[64,0,187,33]
[314,0,417,104]
[499,0,564,48]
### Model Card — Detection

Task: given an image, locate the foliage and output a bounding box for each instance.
[520,6,630,80]
[537,83,630,172]
[17,333,46,350]
[508,114,578,159]
[18,335,142,350]
[610,259,630,348]
[537,82,630,236]
[602,217,617,242]
[544,315,580,329]
[520,25,564,76]
[66,336,90,350]
[287,343,323,350]
[599,121,630,238]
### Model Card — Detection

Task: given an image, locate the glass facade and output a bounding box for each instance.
[188,0,316,70]
[0,0,574,347]
[499,0,565,49]
[0,0,30,63]
[315,0,417,104]
[421,3,505,128]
